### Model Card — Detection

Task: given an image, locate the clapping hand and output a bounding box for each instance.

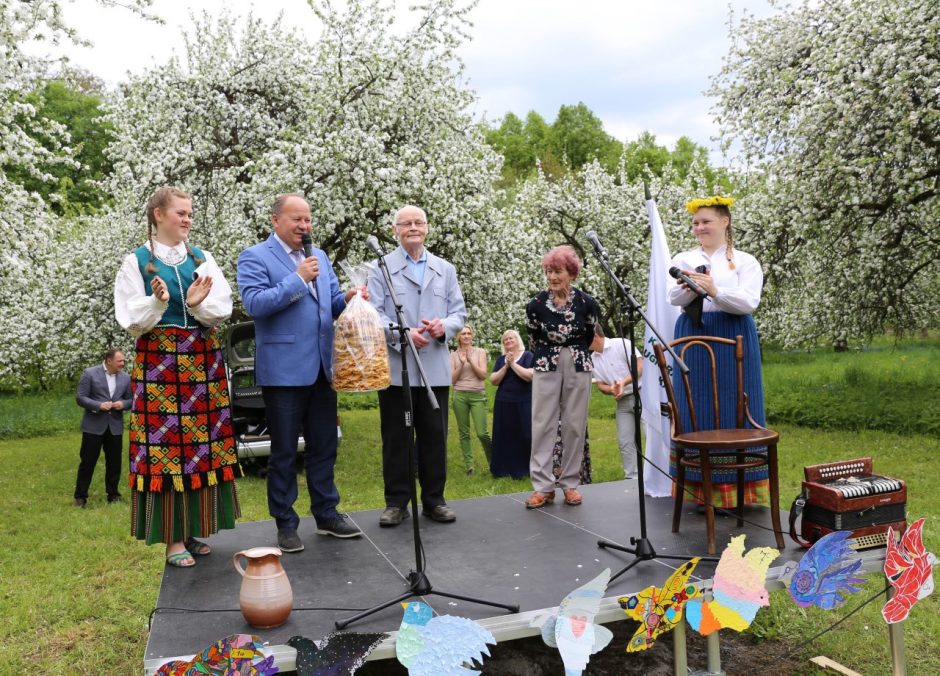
[150,276,169,302]
[186,276,213,308]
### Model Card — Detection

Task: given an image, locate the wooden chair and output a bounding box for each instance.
[653,335,785,555]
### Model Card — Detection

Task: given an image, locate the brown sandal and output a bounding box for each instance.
[525,491,555,509]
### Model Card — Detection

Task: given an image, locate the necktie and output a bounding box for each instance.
[290,250,317,300]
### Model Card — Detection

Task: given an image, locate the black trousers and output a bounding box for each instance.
[74,429,122,499]
[378,385,449,509]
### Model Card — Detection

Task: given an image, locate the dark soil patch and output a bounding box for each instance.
[355,619,808,675]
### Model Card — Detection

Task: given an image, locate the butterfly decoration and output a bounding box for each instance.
[529,568,613,676]
[685,534,778,636]
[619,558,701,651]
[883,518,938,624]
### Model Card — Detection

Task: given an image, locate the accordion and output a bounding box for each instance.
[793,457,906,549]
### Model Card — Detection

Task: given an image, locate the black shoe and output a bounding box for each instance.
[316,514,362,538]
[74,497,87,508]
[422,504,456,523]
[466,467,474,476]
[277,528,304,553]
[107,493,122,503]
[378,507,410,527]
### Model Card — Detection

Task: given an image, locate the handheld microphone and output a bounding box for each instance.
[300,233,313,258]
[365,235,385,258]
[585,230,607,258]
[668,266,708,298]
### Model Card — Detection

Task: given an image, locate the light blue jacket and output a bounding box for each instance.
[237,234,346,386]
[368,246,466,387]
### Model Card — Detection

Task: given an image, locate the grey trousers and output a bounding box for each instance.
[530,348,593,492]
[615,395,639,477]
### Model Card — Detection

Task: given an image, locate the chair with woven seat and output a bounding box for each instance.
[653,335,785,555]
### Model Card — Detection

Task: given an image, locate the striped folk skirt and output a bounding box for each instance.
[670,311,769,507]
[129,326,241,545]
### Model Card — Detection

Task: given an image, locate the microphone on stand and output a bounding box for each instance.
[365,235,385,258]
[668,266,708,298]
[300,233,314,258]
[585,230,608,258]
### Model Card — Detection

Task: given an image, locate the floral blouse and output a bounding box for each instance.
[525,287,600,372]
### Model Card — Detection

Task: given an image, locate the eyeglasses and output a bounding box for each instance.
[395,219,427,227]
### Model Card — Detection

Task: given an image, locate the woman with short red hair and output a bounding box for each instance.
[524,245,600,509]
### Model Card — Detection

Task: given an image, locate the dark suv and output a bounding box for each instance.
[223,321,341,466]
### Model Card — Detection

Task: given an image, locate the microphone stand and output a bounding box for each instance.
[587,238,718,584]
[335,242,519,629]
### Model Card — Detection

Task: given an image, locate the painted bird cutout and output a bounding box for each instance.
[685,534,778,636]
[882,518,938,624]
[776,531,865,610]
[155,633,279,675]
[529,568,614,676]
[287,632,387,676]
[618,558,702,651]
[396,601,495,676]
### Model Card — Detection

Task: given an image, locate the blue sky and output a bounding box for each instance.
[50,0,780,161]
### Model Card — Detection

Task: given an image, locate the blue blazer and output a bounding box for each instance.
[367,246,466,387]
[76,364,132,435]
[237,234,346,386]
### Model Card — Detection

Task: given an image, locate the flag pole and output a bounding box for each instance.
[591,183,712,584]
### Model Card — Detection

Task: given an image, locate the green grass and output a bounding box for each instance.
[2,339,939,673]
[763,339,940,435]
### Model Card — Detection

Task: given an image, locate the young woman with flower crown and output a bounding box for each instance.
[667,196,769,509]
[114,186,242,568]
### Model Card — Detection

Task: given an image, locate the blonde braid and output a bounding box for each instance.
[145,223,158,274]
[725,224,736,270]
[184,241,205,266]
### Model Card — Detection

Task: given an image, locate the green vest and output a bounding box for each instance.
[134,245,204,328]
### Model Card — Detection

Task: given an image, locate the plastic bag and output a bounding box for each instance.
[332,261,391,392]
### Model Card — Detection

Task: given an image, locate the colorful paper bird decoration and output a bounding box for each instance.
[529,568,613,676]
[883,518,938,624]
[396,601,495,675]
[618,558,702,651]
[685,534,778,636]
[776,531,865,610]
[155,633,279,675]
[287,632,387,676]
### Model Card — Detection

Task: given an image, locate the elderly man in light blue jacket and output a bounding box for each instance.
[368,205,467,527]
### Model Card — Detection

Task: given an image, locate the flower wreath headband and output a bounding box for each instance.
[685,196,735,214]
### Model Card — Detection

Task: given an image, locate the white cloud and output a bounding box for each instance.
[36,0,780,163]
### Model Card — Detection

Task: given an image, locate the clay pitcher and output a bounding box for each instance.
[233,546,293,629]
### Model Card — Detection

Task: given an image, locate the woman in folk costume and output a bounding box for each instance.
[114,187,242,568]
[667,196,769,508]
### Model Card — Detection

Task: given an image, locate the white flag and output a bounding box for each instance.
[640,196,680,497]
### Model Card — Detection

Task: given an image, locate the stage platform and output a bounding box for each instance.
[145,478,808,674]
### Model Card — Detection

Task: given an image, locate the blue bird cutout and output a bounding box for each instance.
[396,601,496,676]
[529,568,613,676]
[778,531,865,610]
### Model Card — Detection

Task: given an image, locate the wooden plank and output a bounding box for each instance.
[809,655,863,676]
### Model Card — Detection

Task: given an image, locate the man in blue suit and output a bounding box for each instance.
[237,193,361,552]
[74,348,132,507]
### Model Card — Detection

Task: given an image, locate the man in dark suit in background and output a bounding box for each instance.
[74,348,132,507]
[237,193,363,553]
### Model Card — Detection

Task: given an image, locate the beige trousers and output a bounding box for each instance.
[530,348,593,492]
